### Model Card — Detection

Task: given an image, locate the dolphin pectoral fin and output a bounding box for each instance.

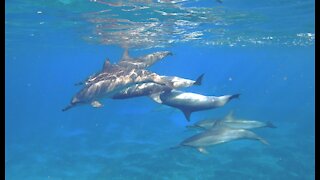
[193,73,205,86]
[181,110,192,122]
[197,147,209,154]
[258,137,270,145]
[91,101,103,108]
[149,93,163,104]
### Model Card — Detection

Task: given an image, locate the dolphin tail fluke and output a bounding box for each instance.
[193,73,205,86]
[181,109,192,122]
[229,94,240,101]
[62,104,74,112]
[266,121,276,128]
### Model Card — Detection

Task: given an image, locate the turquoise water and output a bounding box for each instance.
[5,0,315,179]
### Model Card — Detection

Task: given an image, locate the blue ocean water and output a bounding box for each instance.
[5,0,315,180]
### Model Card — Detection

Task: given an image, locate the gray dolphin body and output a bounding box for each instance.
[71,49,204,103]
[118,49,173,69]
[75,50,173,87]
[63,59,175,111]
[150,90,240,121]
[176,125,269,154]
[187,111,276,130]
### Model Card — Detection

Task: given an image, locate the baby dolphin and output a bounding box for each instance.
[150,90,240,121]
[173,125,269,154]
[187,111,276,130]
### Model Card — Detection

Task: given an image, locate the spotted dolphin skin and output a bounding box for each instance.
[65,49,204,111]
[150,90,240,121]
[187,111,276,130]
[173,124,269,154]
[75,49,173,86]
[62,59,176,111]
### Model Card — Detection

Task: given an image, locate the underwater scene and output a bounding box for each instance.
[5,0,315,179]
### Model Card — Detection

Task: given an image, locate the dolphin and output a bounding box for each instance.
[173,124,269,154]
[62,59,176,111]
[187,111,276,130]
[112,74,204,100]
[150,90,240,121]
[118,48,173,69]
[75,49,173,86]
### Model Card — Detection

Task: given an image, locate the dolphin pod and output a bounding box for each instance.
[173,110,275,154]
[63,48,275,154]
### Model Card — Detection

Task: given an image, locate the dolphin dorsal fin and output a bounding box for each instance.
[121,48,131,61]
[224,110,235,121]
[102,59,112,72]
[181,109,192,122]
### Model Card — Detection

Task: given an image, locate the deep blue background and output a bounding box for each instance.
[5,0,314,179]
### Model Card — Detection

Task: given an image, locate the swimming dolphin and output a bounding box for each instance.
[173,125,269,154]
[118,48,173,69]
[187,111,276,130]
[62,59,175,111]
[112,74,204,100]
[75,49,173,86]
[150,90,240,121]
